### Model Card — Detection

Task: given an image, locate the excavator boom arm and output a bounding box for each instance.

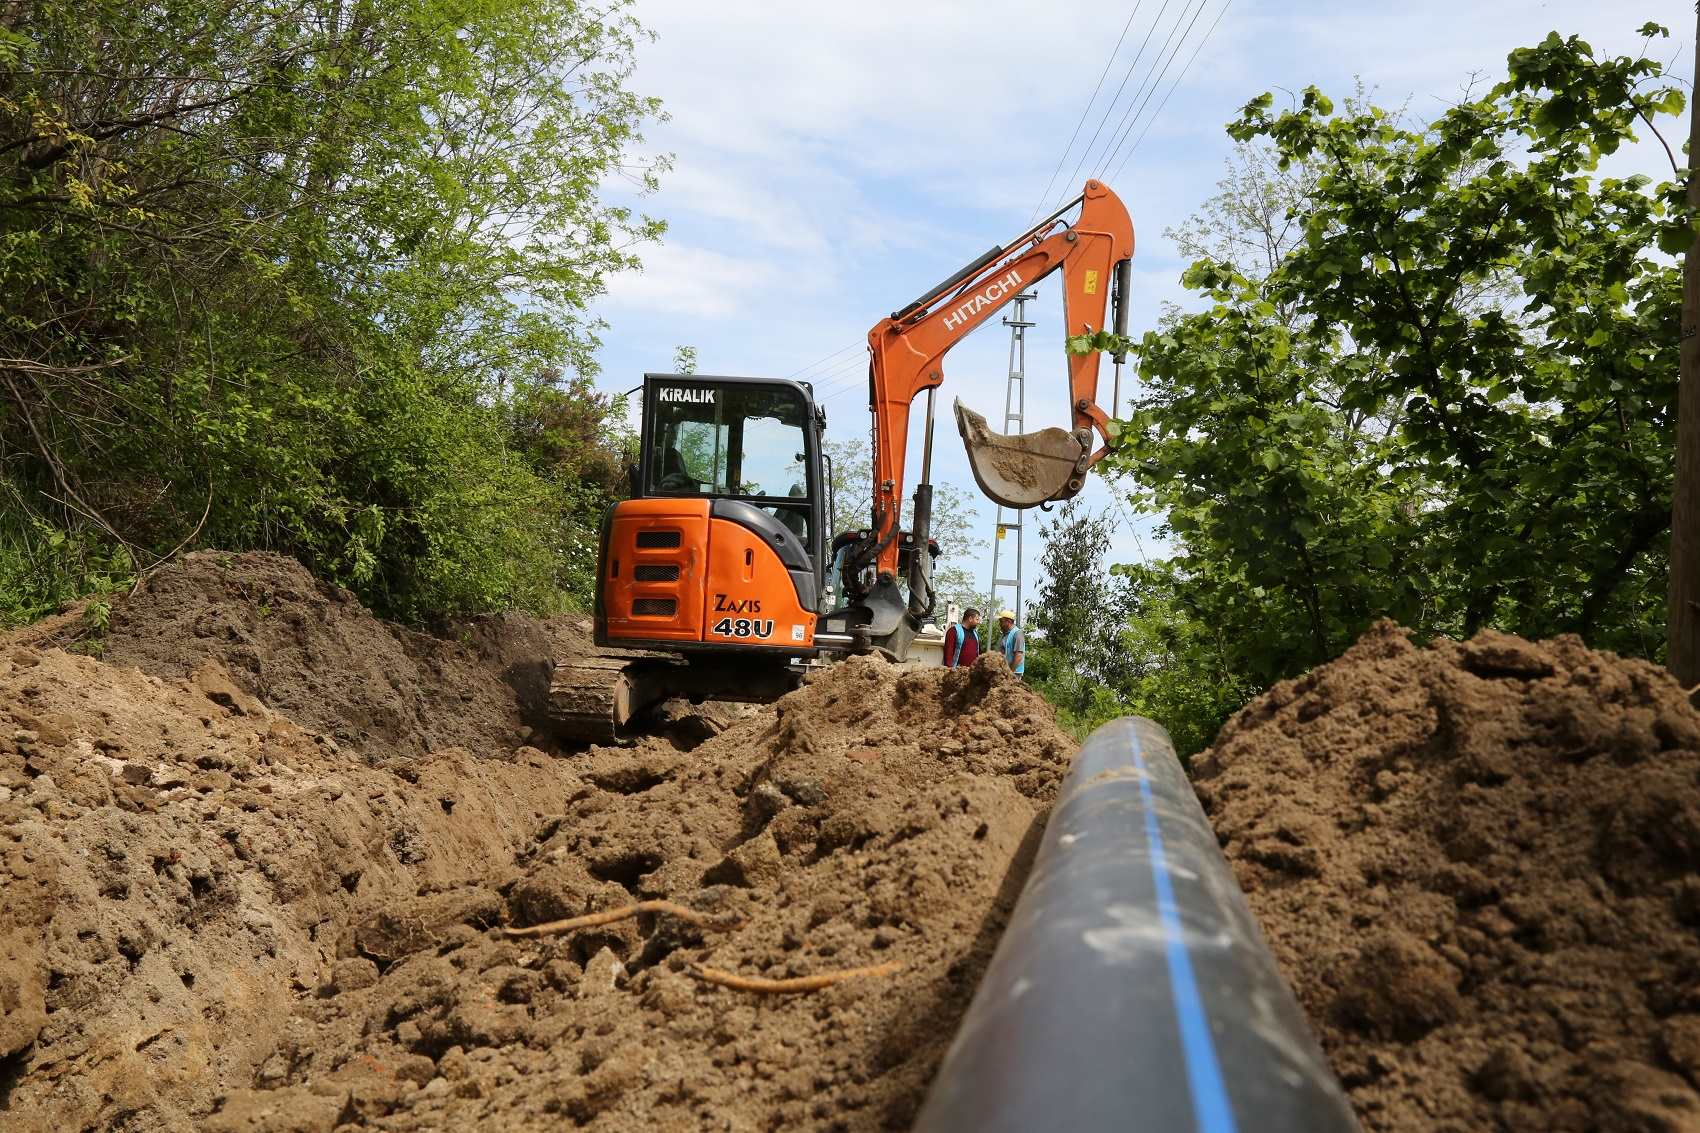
[863,180,1135,581]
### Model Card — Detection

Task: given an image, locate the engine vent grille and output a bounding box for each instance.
[631,597,677,617]
[635,530,681,549]
[633,564,680,582]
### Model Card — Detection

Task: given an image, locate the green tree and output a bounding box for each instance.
[1,0,665,622]
[925,482,991,621]
[823,436,872,542]
[1021,498,1244,751]
[1086,26,1683,744]
[1027,499,1133,716]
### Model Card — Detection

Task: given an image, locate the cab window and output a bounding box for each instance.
[648,382,814,543]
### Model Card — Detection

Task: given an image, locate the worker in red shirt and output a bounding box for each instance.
[943,608,981,668]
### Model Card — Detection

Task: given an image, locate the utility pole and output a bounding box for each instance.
[988,291,1037,624]
[1674,4,1700,689]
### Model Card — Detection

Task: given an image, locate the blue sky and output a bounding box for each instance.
[587,0,1690,610]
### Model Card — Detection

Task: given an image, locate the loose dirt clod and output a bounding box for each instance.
[0,551,1076,1132]
[1196,621,1700,1133]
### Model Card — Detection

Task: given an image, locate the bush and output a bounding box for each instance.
[0,0,662,621]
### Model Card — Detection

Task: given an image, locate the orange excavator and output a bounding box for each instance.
[552,181,1135,741]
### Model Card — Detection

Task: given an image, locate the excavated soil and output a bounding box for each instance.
[1196,621,1700,1133]
[27,553,1696,1133]
[0,552,1075,1132]
[95,551,555,761]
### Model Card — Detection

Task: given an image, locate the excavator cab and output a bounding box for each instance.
[557,374,831,741]
[597,374,826,655]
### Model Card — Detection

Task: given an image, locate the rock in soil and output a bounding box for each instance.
[1195,620,1700,1133]
[0,552,1076,1132]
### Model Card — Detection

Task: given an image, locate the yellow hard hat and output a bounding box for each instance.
[996,609,1016,621]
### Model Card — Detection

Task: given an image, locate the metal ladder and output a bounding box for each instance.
[987,290,1037,622]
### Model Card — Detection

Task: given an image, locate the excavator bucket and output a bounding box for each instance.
[954,399,1087,509]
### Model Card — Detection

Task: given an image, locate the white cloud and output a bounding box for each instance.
[600,240,787,319]
[629,1,1111,164]
[656,163,833,257]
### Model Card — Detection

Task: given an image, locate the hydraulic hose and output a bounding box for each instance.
[1112,257,1133,363]
[914,716,1361,1133]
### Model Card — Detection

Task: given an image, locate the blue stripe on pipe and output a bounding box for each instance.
[1131,726,1240,1133]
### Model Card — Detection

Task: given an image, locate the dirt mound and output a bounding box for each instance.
[204,655,1074,1132]
[0,647,581,1130]
[98,551,554,760]
[1195,621,1700,1133]
[1,562,1075,1132]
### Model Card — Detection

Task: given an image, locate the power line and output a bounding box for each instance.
[1098,0,1220,181]
[804,354,869,393]
[1109,0,1232,183]
[1109,487,1151,566]
[1050,0,1177,212]
[785,340,860,380]
[805,352,864,383]
[1091,0,1209,182]
[820,375,874,405]
[784,343,867,405]
[1092,0,1208,179]
[1029,0,1147,223]
[809,374,867,405]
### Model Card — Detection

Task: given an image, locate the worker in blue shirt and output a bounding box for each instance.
[996,609,1025,676]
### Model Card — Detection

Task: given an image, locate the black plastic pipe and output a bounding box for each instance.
[915,716,1360,1133]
